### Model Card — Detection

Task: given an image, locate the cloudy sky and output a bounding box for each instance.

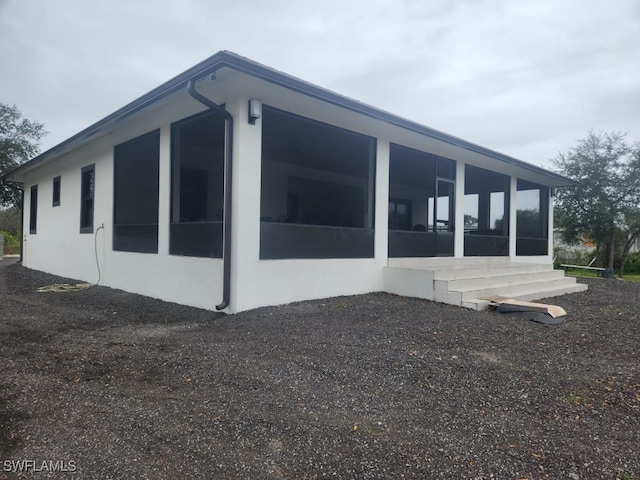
[1,0,639,169]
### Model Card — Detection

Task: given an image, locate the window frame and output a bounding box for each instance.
[80,164,95,234]
[52,176,61,207]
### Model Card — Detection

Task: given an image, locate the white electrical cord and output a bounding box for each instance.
[37,224,104,293]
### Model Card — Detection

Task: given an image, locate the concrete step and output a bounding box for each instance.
[384,259,588,312]
[432,262,551,280]
[462,282,588,310]
[437,268,564,290]
[388,256,512,269]
[434,277,572,306]
[509,281,588,302]
[457,277,583,302]
[383,266,435,301]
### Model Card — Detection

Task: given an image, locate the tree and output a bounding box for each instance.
[553,131,640,275]
[464,214,478,228]
[0,103,47,206]
[618,210,640,277]
[0,206,21,236]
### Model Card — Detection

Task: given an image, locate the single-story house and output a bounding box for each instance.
[1,51,586,313]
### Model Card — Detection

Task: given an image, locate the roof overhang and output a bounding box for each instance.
[1,51,579,188]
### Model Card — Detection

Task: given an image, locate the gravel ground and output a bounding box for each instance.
[0,258,638,480]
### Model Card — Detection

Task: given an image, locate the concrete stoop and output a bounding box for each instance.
[383,258,588,311]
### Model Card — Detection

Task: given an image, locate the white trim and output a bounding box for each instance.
[374,139,390,266]
[454,160,465,257]
[509,175,517,259]
[158,125,171,256]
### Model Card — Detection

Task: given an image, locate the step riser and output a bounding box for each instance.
[443,280,585,307]
[460,278,580,301]
[514,283,588,302]
[434,264,552,280]
[442,270,565,291]
[388,257,513,269]
[461,283,588,311]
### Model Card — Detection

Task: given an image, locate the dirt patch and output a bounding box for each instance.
[0,263,639,479]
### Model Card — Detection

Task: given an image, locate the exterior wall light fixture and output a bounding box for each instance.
[248,98,261,125]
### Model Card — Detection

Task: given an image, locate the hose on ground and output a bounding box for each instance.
[37,283,93,293]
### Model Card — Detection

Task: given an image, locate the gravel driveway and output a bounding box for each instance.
[0,259,638,479]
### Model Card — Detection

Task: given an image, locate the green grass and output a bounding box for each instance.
[563,269,640,282]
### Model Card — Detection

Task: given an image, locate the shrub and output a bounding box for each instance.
[625,251,640,275]
[0,230,20,255]
[0,207,21,236]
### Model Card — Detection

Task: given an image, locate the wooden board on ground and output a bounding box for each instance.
[483,296,567,318]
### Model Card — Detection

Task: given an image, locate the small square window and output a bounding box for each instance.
[52,176,61,206]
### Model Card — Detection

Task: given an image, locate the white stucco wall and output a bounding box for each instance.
[21,92,226,311]
[23,140,110,280]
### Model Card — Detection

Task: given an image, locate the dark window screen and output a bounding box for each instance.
[516,179,549,256]
[170,110,225,257]
[80,165,94,233]
[388,143,456,257]
[29,185,38,234]
[52,176,60,206]
[113,131,160,253]
[260,106,375,259]
[389,198,412,231]
[463,164,510,256]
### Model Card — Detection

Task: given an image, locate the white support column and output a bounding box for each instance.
[509,176,518,260]
[227,96,263,313]
[374,139,390,268]
[157,125,171,255]
[454,161,465,258]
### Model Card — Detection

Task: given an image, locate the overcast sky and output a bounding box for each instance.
[1,0,639,169]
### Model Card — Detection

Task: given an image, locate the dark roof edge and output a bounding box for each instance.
[1,50,578,187]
